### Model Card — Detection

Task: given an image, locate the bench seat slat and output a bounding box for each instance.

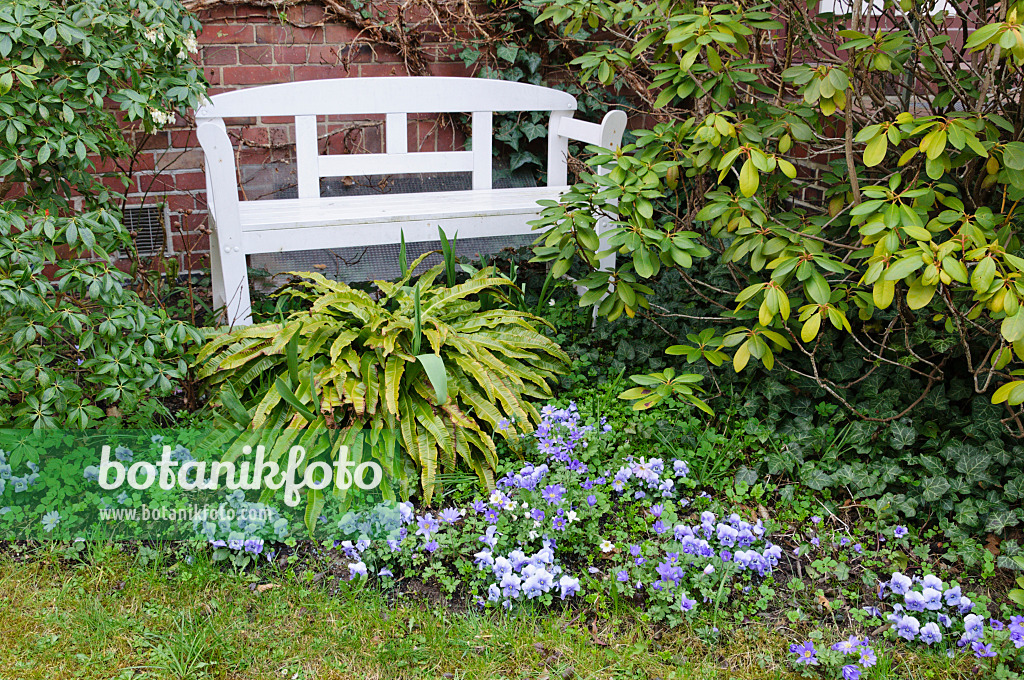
[238,186,564,235]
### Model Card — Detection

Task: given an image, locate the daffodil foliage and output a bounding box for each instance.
[196,258,570,507]
[530,0,1024,424]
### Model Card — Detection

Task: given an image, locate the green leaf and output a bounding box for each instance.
[889,421,917,449]
[884,255,924,281]
[920,476,950,503]
[415,354,448,405]
[220,385,252,426]
[800,464,833,491]
[863,133,888,167]
[1002,310,1024,343]
[286,331,299,387]
[275,377,317,423]
[906,277,936,310]
[304,487,325,535]
[1003,141,1024,170]
[739,158,759,197]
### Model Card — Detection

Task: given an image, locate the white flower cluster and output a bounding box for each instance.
[143,25,163,45]
[178,32,199,59]
[150,108,175,128]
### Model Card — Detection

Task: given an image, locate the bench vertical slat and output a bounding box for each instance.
[295,115,320,199]
[386,113,408,154]
[471,111,492,190]
[197,119,253,326]
[547,110,573,187]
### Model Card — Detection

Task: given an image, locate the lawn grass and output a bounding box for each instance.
[0,544,983,680]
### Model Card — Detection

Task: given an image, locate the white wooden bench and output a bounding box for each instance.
[195,77,626,326]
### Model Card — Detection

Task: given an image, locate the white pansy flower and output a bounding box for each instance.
[600,539,614,553]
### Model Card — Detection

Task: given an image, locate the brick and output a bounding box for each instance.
[222,65,292,86]
[205,67,223,86]
[293,64,352,81]
[166,194,197,212]
[255,24,323,45]
[90,156,121,173]
[240,126,270,147]
[324,23,360,44]
[157,148,204,172]
[429,61,472,77]
[237,148,275,166]
[202,45,237,65]
[273,45,308,64]
[238,45,273,65]
[138,132,171,151]
[235,6,275,21]
[175,171,207,191]
[199,23,254,45]
[197,5,236,21]
[358,63,409,77]
[346,43,376,63]
[169,130,199,149]
[267,126,292,146]
[308,44,343,64]
[138,174,176,193]
[101,175,135,193]
[431,123,461,152]
[309,4,330,22]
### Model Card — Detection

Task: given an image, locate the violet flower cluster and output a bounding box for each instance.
[790,636,877,680]
[882,571,1010,658]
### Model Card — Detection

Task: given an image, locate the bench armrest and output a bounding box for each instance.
[555,110,627,151]
[547,110,627,186]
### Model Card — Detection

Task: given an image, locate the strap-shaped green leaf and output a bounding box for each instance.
[416,353,448,405]
[219,384,252,427]
[275,377,316,422]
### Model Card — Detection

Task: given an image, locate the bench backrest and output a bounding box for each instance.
[194,77,584,199]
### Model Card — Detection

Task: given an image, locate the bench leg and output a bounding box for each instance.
[220,247,253,327]
[209,229,227,316]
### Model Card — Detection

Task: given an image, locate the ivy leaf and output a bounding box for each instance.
[918,455,946,476]
[985,509,1020,534]
[496,44,519,63]
[766,448,797,475]
[1005,475,1024,500]
[888,420,917,449]
[877,462,903,483]
[953,449,993,485]
[734,466,758,486]
[920,476,950,502]
[800,463,832,491]
[947,475,971,496]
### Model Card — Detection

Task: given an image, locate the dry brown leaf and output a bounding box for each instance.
[985,533,1001,557]
[255,583,281,593]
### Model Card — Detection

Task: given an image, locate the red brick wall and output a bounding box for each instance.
[116,3,474,272]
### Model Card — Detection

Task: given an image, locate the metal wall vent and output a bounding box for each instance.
[123,204,173,257]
